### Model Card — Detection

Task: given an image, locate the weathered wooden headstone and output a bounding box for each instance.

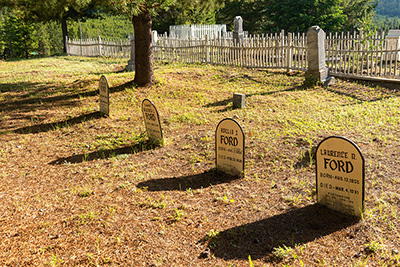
[215,118,245,176]
[316,136,365,217]
[142,99,163,143]
[99,75,110,116]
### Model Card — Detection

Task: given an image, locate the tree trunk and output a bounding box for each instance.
[62,16,68,54]
[132,10,155,87]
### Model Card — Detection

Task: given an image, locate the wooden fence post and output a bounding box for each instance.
[80,38,83,56]
[205,35,210,63]
[98,36,102,57]
[66,36,69,55]
[287,32,293,72]
[126,36,135,71]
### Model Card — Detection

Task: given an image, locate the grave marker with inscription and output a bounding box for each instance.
[142,99,163,143]
[99,75,110,116]
[316,136,365,217]
[215,118,245,176]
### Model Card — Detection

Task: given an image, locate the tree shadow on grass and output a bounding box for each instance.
[49,140,158,165]
[0,80,136,113]
[202,204,359,261]
[136,169,240,191]
[13,111,104,134]
[326,86,400,105]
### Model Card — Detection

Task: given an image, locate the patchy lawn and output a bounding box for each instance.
[0,57,399,266]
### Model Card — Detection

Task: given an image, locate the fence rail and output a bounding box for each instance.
[66,30,400,80]
[67,37,131,58]
[326,31,400,79]
[169,24,227,39]
[152,32,308,70]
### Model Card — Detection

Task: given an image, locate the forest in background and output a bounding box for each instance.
[374,0,400,32]
[1,0,400,58]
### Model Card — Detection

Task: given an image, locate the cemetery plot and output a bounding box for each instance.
[99,75,110,116]
[215,118,245,176]
[316,136,365,217]
[142,99,163,143]
[2,57,400,267]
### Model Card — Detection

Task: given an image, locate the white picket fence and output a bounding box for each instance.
[326,31,400,79]
[152,32,307,71]
[66,30,400,80]
[169,24,227,39]
[66,36,131,58]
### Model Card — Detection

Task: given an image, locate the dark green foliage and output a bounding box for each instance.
[0,8,5,53]
[0,8,63,57]
[35,21,63,56]
[67,15,133,39]
[373,15,400,32]
[342,0,377,31]
[215,0,268,33]
[216,0,377,33]
[153,0,222,33]
[1,10,37,58]
[266,0,347,32]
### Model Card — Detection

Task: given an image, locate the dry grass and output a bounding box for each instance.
[0,56,399,266]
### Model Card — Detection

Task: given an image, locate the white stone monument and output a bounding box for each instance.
[385,30,400,61]
[306,26,334,86]
[233,16,244,45]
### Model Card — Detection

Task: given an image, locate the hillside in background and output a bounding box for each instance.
[376,0,400,17]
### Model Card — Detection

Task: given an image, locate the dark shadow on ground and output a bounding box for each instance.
[202,204,359,261]
[136,169,240,191]
[49,140,157,165]
[203,86,304,110]
[13,111,104,134]
[326,78,400,104]
[326,87,400,105]
[0,80,136,113]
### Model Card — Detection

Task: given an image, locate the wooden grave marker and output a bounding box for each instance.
[215,118,245,176]
[99,75,109,116]
[142,99,163,143]
[316,136,365,217]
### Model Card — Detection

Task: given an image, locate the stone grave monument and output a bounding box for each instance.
[306,26,334,86]
[233,16,244,45]
[233,93,245,109]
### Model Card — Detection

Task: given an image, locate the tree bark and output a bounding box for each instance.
[61,16,68,54]
[132,10,155,87]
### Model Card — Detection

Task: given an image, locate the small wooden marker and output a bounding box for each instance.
[99,75,110,116]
